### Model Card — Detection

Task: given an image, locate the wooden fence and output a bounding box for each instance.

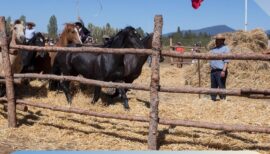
[1,15,270,150]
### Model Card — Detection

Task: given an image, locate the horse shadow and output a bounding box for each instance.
[157,127,268,151]
[136,98,150,108]
[17,110,43,127]
[0,104,43,127]
[15,81,48,99]
[37,117,269,151]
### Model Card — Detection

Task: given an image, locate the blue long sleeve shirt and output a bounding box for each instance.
[209,45,230,70]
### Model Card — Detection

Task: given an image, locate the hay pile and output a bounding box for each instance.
[0,64,270,153]
[184,29,270,88]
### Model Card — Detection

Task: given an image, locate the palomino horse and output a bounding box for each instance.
[0,20,25,96]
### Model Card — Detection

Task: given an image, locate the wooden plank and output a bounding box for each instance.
[0,16,17,127]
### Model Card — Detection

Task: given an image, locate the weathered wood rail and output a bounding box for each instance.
[0,15,270,150]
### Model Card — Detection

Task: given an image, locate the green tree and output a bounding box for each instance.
[47,15,58,39]
[5,16,12,37]
[19,15,26,25]
[88,22,119,44]
[136,27,145,38]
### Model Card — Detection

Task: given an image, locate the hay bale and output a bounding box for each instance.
[185,29,270,89]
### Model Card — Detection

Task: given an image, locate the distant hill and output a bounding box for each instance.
[186,25,235,35]
[164,25,235,37]
[266,30,270,35]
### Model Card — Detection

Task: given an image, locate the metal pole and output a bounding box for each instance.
[245,0,248,31]
[197,59,201,98]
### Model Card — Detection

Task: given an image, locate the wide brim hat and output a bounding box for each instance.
[214,34,225,40]
[26,22,36,27]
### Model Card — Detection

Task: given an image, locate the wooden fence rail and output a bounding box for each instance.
[1,97,270,134]
[10,44,154,55]
[1,73,270,97]
[162,50,270,61]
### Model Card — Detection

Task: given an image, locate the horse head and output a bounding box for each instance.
[31,32,48,58]
[59,23,82,46]
[10,20,25,44]
[142,33,153,49]
[108,26,144,49]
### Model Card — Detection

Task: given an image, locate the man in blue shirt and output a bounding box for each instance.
[25,22,36,43]
[209,34,230,101]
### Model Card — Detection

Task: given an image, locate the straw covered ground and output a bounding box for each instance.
[0,29,270,153]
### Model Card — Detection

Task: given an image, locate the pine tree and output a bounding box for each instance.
[47,15,58,39]
[19,15,26,25]
[136,27,145,38]
[5,16,12,37]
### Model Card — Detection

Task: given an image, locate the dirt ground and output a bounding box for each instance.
[0,62,270,153]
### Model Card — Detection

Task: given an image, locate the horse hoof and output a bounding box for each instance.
[103,103,110,107]
[124,105,130,110]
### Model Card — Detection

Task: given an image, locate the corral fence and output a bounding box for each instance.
[1,15,270,150]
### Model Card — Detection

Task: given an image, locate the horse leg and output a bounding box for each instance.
[49,63,61,91]
[0,83,6,97]
[60,81,72,105]
[118,88,129,110]
[91,86,101,104]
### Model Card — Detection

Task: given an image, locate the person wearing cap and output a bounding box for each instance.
[209,34,230,101]
[25,22,36,43]
[75,17,91,43]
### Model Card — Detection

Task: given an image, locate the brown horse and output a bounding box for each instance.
[50,23,82,65]
[34,23,82,74]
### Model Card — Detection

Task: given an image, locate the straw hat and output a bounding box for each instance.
[214,34,225,40]
[26,22,36,27]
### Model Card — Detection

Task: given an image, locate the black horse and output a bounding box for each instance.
[20,32,48,74]
[109,33,154,109]
[49,26,144,109]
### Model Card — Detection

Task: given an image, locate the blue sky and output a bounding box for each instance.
[0,0,269,34]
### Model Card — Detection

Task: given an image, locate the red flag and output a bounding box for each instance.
[192,0,204,9]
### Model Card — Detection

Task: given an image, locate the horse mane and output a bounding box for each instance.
[103,26,138,48]
[142,33,153,48]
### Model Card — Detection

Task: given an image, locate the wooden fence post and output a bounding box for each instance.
[0,16,17,127]
[148,15,163,150]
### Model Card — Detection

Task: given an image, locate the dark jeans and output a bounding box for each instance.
[210,69,228,101]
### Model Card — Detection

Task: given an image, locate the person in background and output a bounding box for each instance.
[25,22,36,44]
[102,35,110,45]
[209,34,230,101]
[74,16,91,43]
